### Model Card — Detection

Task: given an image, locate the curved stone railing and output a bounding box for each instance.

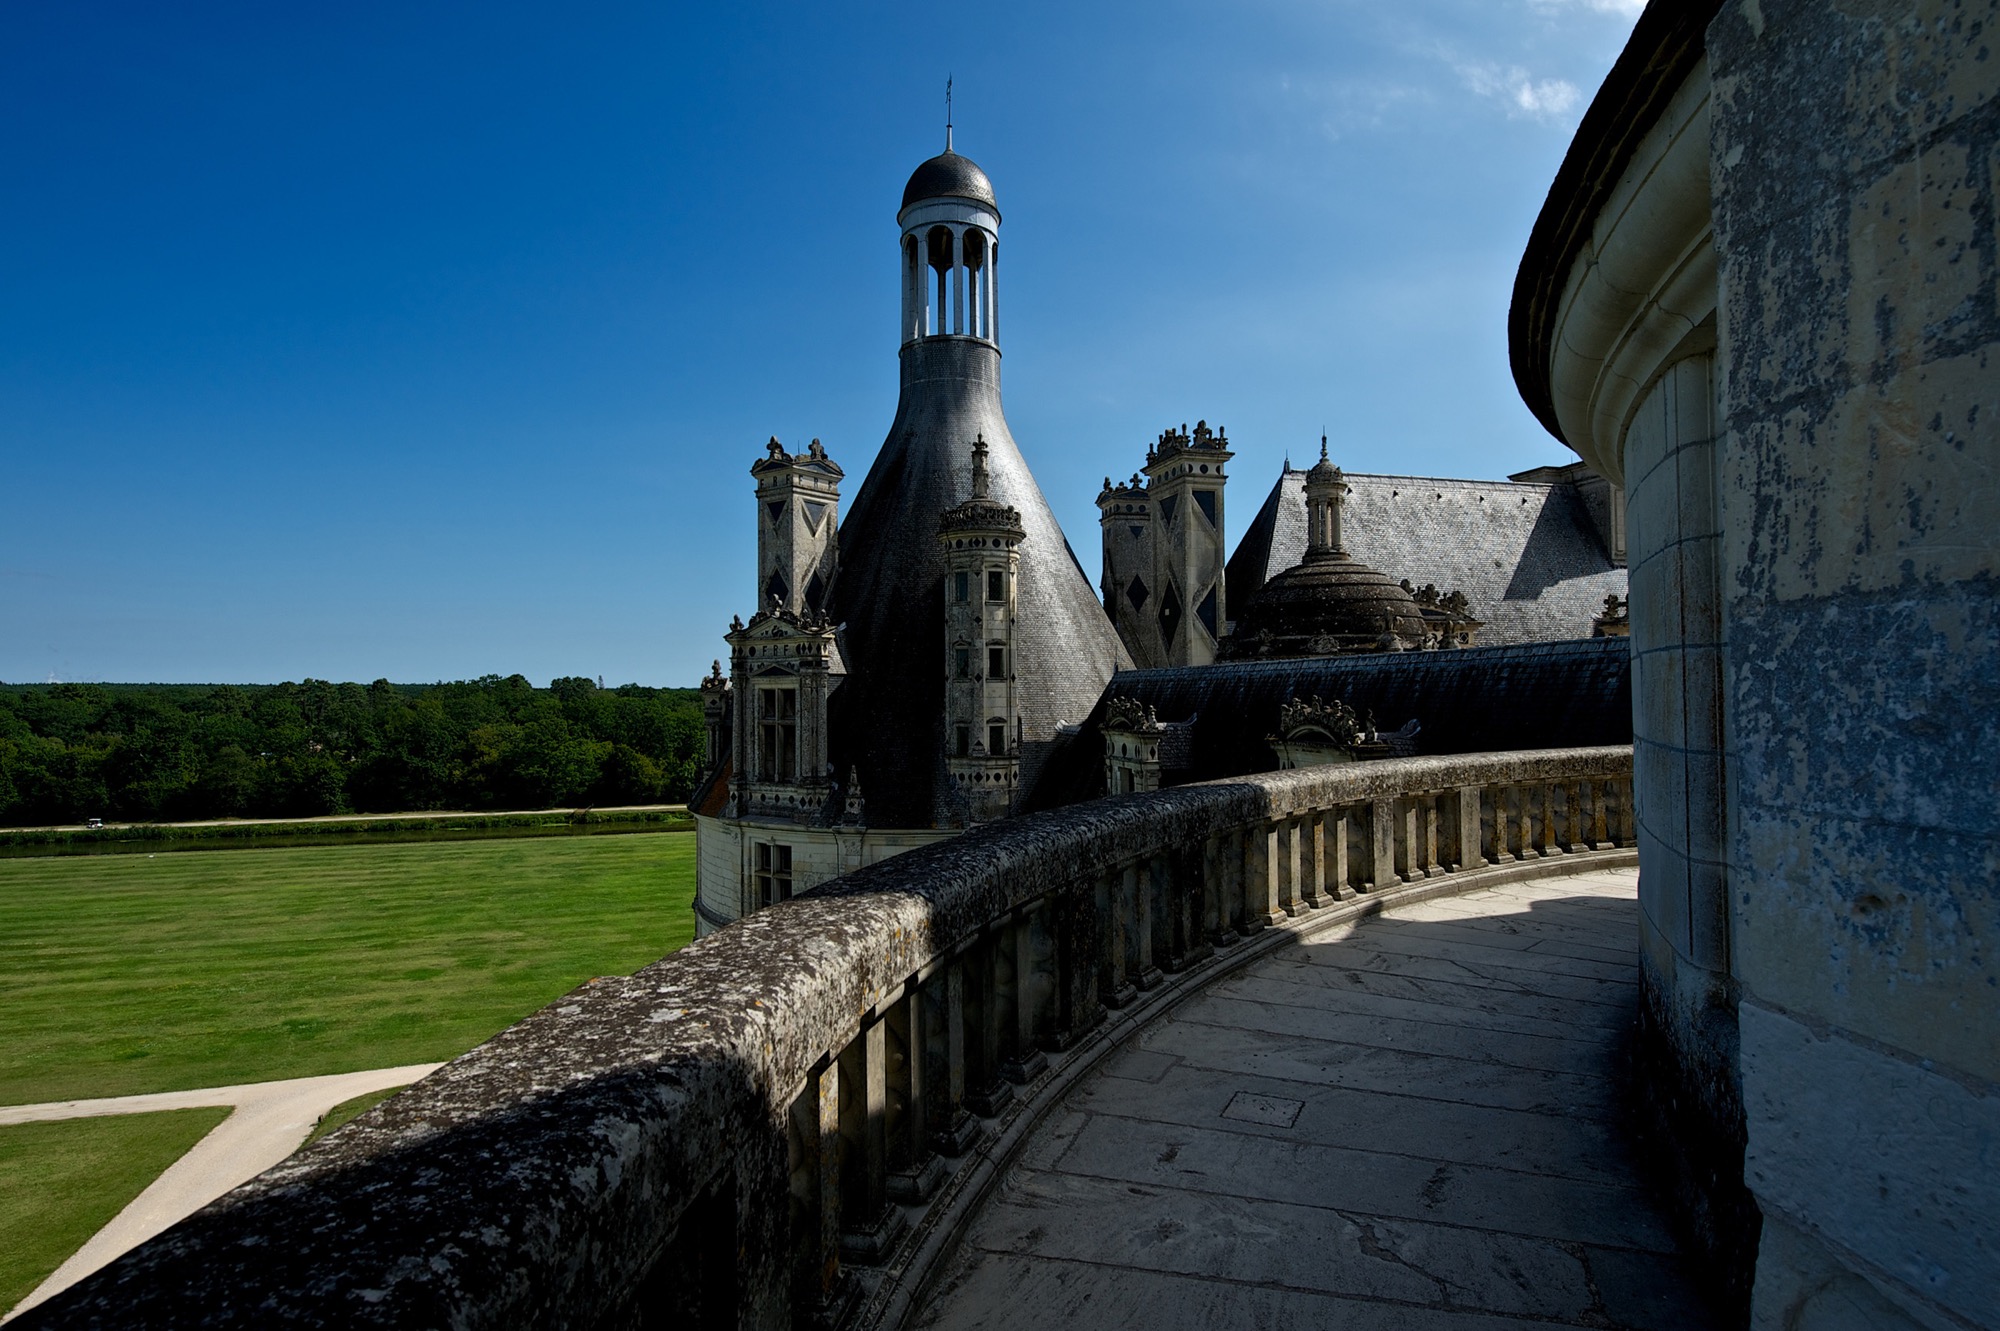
[25,748,1633,1330]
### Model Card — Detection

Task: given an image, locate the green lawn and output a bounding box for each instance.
[0,1107,232,1315]
[0,833,697,1106]
[302,1086,406,1148]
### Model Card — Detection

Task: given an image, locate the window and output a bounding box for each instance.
[988,646,1006,679]
[754,842,793,906]
[986,570,1006,602]
[757,685,797,782]
[988,721,1008,756]
[953,646,970,679]
[955,725,971,758]
[953,571,969,603]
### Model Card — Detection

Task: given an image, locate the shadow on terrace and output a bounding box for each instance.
[19,748,1697,1330]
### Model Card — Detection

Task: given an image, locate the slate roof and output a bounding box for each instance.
[1226,470,1626,647]
[829,337,1131,828]
[1021,637,1632,811]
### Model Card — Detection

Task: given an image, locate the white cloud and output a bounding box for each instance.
[1529,0,1646,14]
[1452,59,1580,121]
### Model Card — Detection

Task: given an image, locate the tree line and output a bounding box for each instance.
[0,676,707,825]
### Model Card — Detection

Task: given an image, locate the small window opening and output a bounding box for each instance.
[755,842,793,906]
[986,570,1006,602]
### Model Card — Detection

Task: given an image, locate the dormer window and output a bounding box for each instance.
[757,685,798,782]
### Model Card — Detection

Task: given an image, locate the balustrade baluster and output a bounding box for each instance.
[1329,806,1356,899]
[1247,823,1282,927]
[1099,870,1137,1008]
[1005,903,1054,1080]
[788,1061,844,1315]
[1492,786,1517,863]
[1275,818,1304,916]
[920,963,979,1156]
[1370,796,1398,890]
[1299,813,1327,909]
[836,1020,904,1263]
[885,991,945,1203]
[1420,794,1444,876]
[1455,785,1485,871]
[1536,782,1558,856]
[1128,860,1163,989]
[965,935,1012,1115]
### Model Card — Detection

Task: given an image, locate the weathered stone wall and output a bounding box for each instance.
[18,749,1632,1329]
[1708,3,2000,1327]
[1622,346,1763,1318]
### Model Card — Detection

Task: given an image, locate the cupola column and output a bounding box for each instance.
[952,227,967,335]
[1304,438,1349,557]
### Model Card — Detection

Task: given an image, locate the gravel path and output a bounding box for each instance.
[3,1063,442,1321]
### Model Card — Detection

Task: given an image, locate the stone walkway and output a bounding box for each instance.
[2,1063,441,1322]
[913,867,1713,1330]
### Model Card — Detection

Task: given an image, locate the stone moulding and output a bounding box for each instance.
[22,747,1634,1331]
[1508,0,1722,480]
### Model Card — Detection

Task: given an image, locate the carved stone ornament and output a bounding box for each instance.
[1276,694,1364,748]
[1103,695,1162,734]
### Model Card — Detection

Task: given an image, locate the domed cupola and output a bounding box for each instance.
[898,120,1001,347]
[1224,440,1428,657]
[902,151,998,214]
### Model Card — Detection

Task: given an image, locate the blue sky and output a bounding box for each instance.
[1,0,1642,688]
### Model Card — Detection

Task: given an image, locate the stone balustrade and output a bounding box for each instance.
[24,747,1633,1331]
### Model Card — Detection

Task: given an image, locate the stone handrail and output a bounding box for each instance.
[24,747,1633,1330]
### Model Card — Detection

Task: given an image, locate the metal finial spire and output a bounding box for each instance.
[946,76,954,151]
[1320,430,1329,463]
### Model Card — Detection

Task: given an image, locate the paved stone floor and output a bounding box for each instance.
[913,867,1715,1330]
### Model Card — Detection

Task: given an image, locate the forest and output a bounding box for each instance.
[0,677,707,825]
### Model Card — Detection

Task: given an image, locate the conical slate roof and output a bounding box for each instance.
[829,338,1130,827]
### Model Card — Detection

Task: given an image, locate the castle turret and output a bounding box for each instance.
[939,437,1025,823]
[751,437,842,615]
[1097,473,1156,667]
[1142,420,1232,664]
[1099,422,1233,668]
[725,437,846,824]
[830,136,1131,828]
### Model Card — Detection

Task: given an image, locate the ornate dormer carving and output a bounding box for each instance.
[1269,693,1399,769]
[1399,580,1484,649]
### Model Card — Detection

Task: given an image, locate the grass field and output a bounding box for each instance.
[0,1107,232,1314]
[0,832,697,1106]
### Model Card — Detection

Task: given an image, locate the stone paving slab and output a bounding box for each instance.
[911,870,1716,1331]
[1249,952,1633,1032]
[1285,932,1640,1007]
[1212,967,1619,1043]
[1072,1063,1642,1186]
[1184,990,1620,1078]
[1046,1113,1676,1252]
[1150,1020,1624,1120]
